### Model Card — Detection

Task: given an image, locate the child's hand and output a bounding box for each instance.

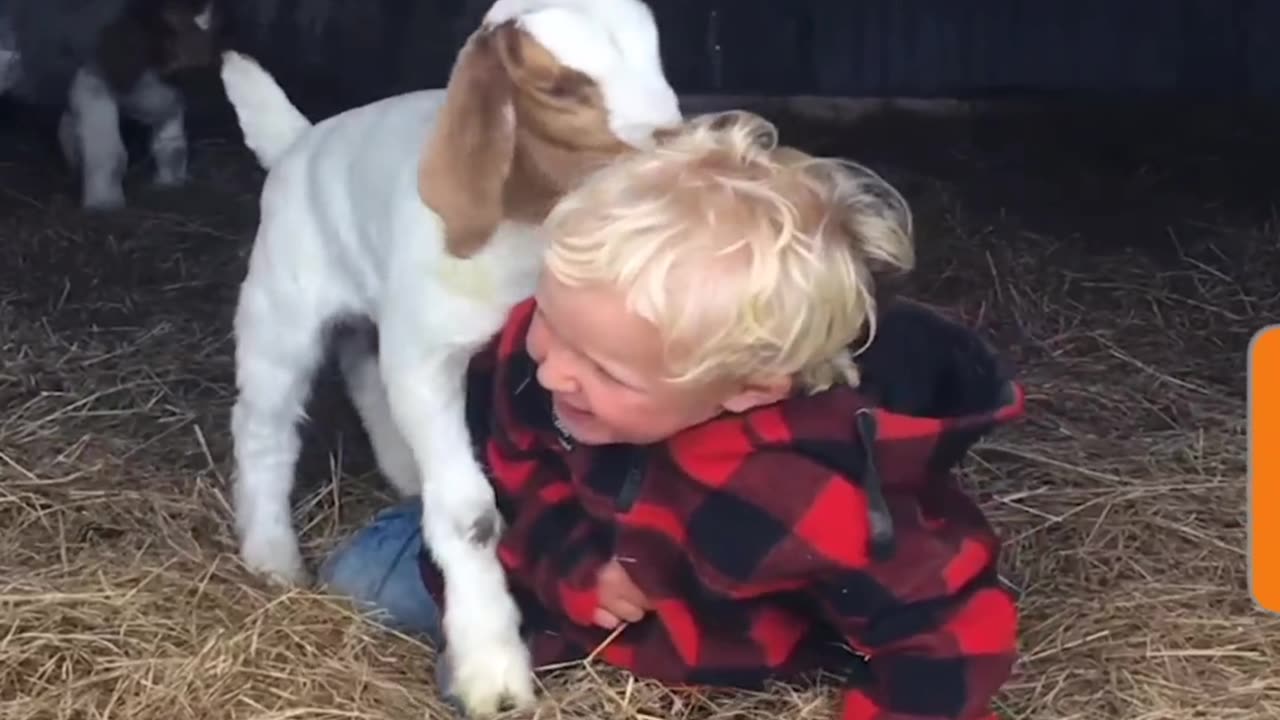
[593,558,650,630]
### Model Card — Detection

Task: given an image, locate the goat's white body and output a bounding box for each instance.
[224,0,680,711]
[224,52,544,715]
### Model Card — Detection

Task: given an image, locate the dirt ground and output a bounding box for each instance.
[0,95,1274,719]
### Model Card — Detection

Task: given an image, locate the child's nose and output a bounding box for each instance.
[536,350,579,395]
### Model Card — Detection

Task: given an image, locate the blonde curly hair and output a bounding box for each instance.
[541,110,915,392]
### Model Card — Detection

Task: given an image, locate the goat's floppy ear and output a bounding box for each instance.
[418,23,518,259]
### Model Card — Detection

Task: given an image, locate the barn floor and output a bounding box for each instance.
[0,97,1274,719]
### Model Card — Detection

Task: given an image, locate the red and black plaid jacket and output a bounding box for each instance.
[419,298,1026,720]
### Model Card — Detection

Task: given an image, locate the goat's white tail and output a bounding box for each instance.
[220,51,311,169]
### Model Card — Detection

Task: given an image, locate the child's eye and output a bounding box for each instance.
[596,366,637,390]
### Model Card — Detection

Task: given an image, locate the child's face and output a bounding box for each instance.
[526,272,790,446]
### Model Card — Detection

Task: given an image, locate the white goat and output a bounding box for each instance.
[219,0,681,714]
[2,0,218,209]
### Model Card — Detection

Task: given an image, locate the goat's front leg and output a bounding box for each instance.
[380,346,535,717]
[62,67,127,210]
[121,71,188,187]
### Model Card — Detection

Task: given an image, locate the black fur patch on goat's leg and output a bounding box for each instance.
[467,509,501,548]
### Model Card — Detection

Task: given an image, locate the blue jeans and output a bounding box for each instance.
[319,499,456,694]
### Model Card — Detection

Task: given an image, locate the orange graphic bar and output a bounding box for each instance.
[1252,325,1279,614]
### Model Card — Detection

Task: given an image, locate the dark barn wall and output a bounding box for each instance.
[211,0,1280,116]
[4,0,1277,134]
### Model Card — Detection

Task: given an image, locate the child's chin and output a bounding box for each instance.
[552,407,611,445]
[574,420,624,446]
[564,421,613,445]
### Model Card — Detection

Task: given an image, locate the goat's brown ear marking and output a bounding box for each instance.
[491,22,568,98]
[494,23,524,69]
[418,23,519,259]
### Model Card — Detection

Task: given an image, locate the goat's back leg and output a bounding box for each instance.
[63,67,126,210]
[334,327,419,497]
[231,270,340,586]
[121,71,187,187]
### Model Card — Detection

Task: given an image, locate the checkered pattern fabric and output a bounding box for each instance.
[420,298,1025,720]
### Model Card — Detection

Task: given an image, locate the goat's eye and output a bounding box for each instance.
[545,72,590,102]
[546,80,574,98]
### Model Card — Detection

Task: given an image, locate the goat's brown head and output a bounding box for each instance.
[97,0,220,92]
[154,0,220,73]
[417,0,683,258]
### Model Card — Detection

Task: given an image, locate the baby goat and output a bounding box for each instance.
[1,0,220,207]
[55,0,219,209]
[220,0,681,715]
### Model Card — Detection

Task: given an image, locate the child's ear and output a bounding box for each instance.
[720,374,793,414]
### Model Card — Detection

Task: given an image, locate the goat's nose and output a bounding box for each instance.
[651,125,682,145]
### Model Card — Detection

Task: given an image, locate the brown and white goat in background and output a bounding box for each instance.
[219,0,681,714]
[1,0,220,209]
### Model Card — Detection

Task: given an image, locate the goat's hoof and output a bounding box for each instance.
[445,623,536,717]
[239,532,310,586]
[81,189,126,211]
[153,170,188,188]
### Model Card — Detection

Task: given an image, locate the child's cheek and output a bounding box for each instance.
[603,396,644,436]
[525,317,546,362]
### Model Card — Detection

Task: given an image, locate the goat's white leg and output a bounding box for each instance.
[64,67,126,210]
[335,334,419,497]
[0,29,19,95]
[121,71,188,187]
[230,275,333,585]
[58,111,80,168]
[380,346,534,717]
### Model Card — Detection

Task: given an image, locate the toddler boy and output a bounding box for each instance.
[321,111,1025,720]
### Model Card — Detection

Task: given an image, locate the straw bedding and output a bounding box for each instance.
[0,99,1272,719]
